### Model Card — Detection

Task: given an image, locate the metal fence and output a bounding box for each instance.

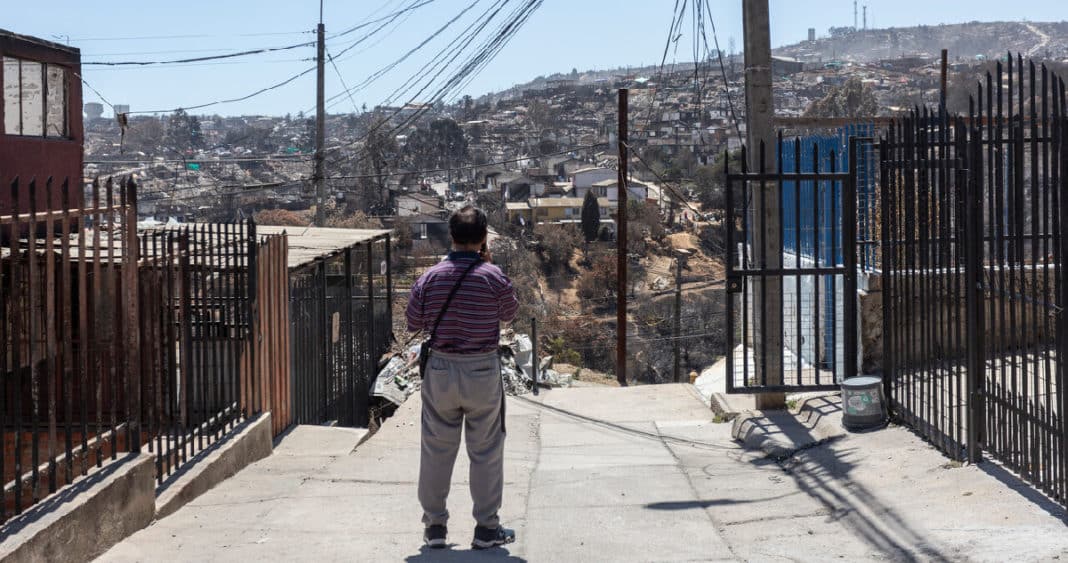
[724,138,860,393]
[0,176,291,523]
[290,236,392,428]
[881,54,1067,507]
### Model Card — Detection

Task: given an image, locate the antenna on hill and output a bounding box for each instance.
[853,0,858,30]
[863,5,867,30]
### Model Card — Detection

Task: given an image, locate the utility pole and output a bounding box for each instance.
[314,1,326,226]
[673,249,691,383]
[616,88,629,387]
[743,0,783,409]
[940,49,948,111]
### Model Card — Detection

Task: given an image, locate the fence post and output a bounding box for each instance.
[247,219,258,416]
[964,120,985,464]
[844,139,859,379]
[531,317,538,396]
[345,248,355,426]
[879,136,893,411]
[124,178,141,452]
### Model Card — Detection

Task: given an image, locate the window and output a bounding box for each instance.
[3,56,68,138]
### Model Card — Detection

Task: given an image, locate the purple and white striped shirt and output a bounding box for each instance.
[406,251,519,354]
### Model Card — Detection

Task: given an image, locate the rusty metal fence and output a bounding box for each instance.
[0,176,291,523]
[881,54,1067,507]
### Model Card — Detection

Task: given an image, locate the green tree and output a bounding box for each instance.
[580,189,601,242]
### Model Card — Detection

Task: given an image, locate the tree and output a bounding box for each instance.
[803,77,878,119]
[124,116,164,153]
[580,190,601,242]
[403,118,468,171]
[534,223,579,273]
[363,128,399,208]
[165,109,203,154]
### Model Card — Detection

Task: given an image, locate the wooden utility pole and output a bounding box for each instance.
[743,0,784,409]
[940,49,948,110]
[314,1,326,226]
[616,89,629,387]
[673,249,690,383]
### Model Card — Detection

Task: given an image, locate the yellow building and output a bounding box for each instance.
[505,197,613,226]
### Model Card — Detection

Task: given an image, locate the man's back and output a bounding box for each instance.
[406,252,518,354]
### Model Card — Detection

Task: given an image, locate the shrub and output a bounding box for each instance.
[255,208,308,226]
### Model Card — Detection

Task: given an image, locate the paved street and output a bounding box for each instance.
[98,384,1068,562]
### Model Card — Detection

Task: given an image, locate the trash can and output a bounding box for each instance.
[841,376,886,431]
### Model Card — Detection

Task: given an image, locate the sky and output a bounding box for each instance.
[5,0,1066,117]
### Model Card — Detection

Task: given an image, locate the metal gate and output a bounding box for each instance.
[724,137,861,393]
[881,54,1067,507]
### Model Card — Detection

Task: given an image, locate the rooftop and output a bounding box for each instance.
[253,225,391,270]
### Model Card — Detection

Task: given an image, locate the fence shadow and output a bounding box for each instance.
[977,461,1068,523]
[0,453,136,542]
[745,407,951,562]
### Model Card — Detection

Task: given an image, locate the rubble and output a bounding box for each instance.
[370,331,572,407]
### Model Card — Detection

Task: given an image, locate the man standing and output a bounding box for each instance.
[406,206,519,550]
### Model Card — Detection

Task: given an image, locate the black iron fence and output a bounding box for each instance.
[881,54,1067,507]
[0,176,291,523]
[290,235,392,428]
[724,137,860,393]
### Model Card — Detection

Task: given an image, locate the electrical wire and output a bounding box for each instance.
[322,0,542,169]
[319,0,481,113]
[82,39,316,66]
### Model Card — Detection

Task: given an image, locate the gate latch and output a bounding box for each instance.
[726,275,743,294]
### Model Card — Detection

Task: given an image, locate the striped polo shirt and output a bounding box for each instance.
[406,251,519,354]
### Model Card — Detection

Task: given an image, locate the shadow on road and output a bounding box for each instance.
[745,397,952,562]
[404,545,527,562]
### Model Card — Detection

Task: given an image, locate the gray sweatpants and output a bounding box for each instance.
[418,349,505,529]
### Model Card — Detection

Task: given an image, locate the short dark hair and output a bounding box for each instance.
[449,205,488,245]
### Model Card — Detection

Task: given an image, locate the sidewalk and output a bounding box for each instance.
[97,384,1068,562]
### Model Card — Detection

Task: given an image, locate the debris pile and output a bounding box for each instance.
[371,331,572,407]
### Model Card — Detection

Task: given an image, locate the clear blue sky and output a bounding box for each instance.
[6,0,1065,116]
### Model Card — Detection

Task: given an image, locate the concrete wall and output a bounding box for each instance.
[0,454,155,563]
[0,413,274,562]
[859,266,1057,373]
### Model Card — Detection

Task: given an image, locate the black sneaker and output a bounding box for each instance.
[471,525,516,550]
[423,524,448,549]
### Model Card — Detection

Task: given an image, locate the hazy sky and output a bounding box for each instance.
[6,0,1066,116]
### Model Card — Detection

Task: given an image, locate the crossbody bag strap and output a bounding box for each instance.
[427,259,481,346]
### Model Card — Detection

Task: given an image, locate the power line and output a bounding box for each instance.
[66,30,312,42]
[702,0,743,143]
[328,0,438,40]
[327,48,361,115]
[127,65,317,114]
[82,38,315,66]
[324,0,543,169]
[319,0,481,114]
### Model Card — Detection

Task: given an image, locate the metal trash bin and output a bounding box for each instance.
[841,376,886,431]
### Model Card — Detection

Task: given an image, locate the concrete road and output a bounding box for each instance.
[98,384,1068,562]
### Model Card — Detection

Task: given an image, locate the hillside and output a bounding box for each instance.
[778,20,1068,62]
[492,20,1068,101]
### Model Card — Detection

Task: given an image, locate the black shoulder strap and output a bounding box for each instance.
[427,259,481,345]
